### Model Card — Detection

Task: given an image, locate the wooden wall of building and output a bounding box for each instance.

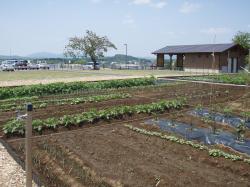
[156,54,164,67]
[155,45,247,72]
[183,53,219,70]
[176,54,183,68]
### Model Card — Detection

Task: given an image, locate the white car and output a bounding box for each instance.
[82,62,100,70]
[38,63,50,70]
[2,64,15,71]
[28,63,39,70]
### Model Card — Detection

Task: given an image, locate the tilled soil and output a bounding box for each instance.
[9,123,250,187]
[2,82,250,187]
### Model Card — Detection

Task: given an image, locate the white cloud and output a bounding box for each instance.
[179,2,201,14]
[151,1,167,9]
[132,0,151,5]
[123,15,135,25]
[90,0,102,3]
[131,0,167,9]
[200,27,231,35]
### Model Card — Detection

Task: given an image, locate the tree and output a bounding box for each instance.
[233,31,250,68]
[65,30,117,69]
[232,31,250,49]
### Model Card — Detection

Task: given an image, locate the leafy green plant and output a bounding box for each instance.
[223,107,233,118]
[208,149,242,161]
[3,98,186,135]
[202,114,217,134]
[195,104,203,111]
[0,93,131,112]
[3,119,25,135]
[0,77,156,100]
[180,73,249,85]
[39,103,47,108]
[241,111,250,122]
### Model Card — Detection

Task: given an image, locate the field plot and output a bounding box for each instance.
[172,73,250,85]
[0,77,250,186]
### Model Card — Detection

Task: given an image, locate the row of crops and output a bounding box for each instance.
[3,98,186,135]
[178,73,250,85]
[0,93,131,112]
[125,124,250,164]
[0,77,156,99]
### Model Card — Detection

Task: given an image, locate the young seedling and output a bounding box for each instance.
[223,107,233,118]
[152,112,159,122]
[236,121,246,142]
[225,90,230,102]
[203,114,217,134]
[241,111,250,122]
[211,121,217,135]
[195,104,203,112]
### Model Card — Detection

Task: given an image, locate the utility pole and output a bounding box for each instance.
[26,103,33,187]
[124,44,128,64]
[248,48,250,66]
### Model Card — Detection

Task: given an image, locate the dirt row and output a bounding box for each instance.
[9,123,250,187]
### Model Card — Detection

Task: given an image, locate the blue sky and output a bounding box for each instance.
[0,0,249,57]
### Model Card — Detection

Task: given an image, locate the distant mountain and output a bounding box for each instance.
[27,52,64,59]
[0,55,25,60]
[103,54,152,63]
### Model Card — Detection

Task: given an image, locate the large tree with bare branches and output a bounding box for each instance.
[65,30,117,69]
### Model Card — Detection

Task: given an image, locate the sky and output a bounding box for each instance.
[0,0,250,57]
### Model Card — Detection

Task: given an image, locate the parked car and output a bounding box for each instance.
[28,63,39,70]
[1,60,15,71]
[2,64,15,71]
[14,60,28,70]
[38,63,50,70]
[82,62,100,70]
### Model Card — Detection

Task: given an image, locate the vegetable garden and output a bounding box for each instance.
[174,72,250,85]
[0,76,250,186]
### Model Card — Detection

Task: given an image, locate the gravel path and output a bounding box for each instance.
[0,142,26,186]
[0,142,37,187]
[0,75,142,87]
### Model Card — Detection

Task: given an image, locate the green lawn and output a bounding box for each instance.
[0,69,192,82]
[0,70,100,81]
[100,69,192,76]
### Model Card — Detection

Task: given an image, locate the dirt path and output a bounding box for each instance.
[0,75,142,87]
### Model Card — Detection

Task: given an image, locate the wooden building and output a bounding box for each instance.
[152,43,247,73]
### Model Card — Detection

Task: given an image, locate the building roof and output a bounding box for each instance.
[152,43,237,54]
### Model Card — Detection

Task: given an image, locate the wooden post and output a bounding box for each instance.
[26,103,33,187]
[170,54,173,70]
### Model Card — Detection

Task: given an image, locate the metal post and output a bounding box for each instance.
[124,44,128,64]
[26,103,33,187]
